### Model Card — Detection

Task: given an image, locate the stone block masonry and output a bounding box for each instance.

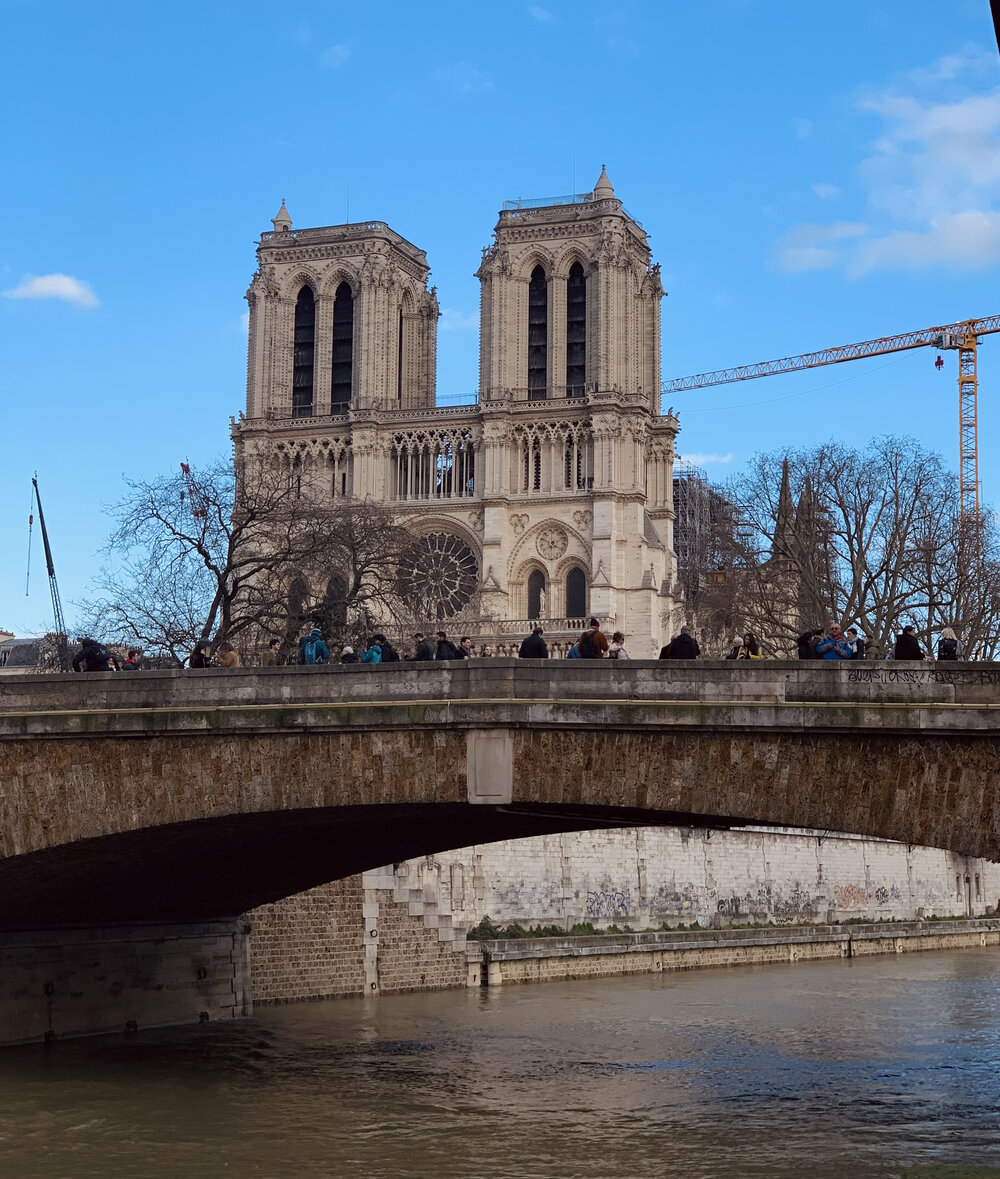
[0,920,249,1047]
[249,871,466,1003]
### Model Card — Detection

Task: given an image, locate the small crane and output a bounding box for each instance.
[30,476,70,671]
[662,314,1000,523]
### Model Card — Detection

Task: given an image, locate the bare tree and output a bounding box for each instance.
[79,459,412,663]
[723,436,1000,657]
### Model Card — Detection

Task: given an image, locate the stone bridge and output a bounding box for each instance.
[1,660,998,1043]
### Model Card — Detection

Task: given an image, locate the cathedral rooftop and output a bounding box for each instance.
[258,220,428,267]
[500,167,642,228]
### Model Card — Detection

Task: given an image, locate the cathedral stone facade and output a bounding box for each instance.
[232,169,682,655]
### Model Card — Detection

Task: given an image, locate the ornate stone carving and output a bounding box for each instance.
[510,514,529,535]
[536,527,568,561]
[573,510,592,529]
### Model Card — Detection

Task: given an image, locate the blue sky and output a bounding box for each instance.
[3,0,999,634]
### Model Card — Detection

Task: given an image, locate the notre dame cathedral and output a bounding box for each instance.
[231,168,683,655]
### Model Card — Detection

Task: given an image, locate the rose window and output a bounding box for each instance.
[398,533,478,620]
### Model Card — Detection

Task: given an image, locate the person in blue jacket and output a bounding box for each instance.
[815,624,852,660]
[360,639,382,664]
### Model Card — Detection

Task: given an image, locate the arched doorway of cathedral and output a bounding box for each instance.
[527,570,546,620]
[565,566,587,619]
[317,576,348,633]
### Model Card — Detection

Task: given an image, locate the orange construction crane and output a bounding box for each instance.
[662,314,1000,522]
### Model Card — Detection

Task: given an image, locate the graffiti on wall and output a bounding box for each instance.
[586,888,631,919]
[833,883,868,909]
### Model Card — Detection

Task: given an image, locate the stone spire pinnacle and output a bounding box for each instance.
[773,457,795,556]
[271,199,292,233]
[593,165,614,200]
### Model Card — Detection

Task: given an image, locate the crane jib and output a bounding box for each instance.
[661,314,1000,392]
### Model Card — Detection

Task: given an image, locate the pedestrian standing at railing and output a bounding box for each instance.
[518,626,548,658]
[607,631,629,659]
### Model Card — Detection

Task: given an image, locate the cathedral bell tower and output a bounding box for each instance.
[244,203,440,420]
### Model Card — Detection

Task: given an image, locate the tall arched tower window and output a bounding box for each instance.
[331,282,354,413]
[566,567,587,619]
[293,287,316,417]
[528,266,547,401]
[566,261,586,397]
[528,569,546,619]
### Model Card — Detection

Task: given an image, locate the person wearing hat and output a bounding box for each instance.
[412,632,436,661]
[298,627,329,665]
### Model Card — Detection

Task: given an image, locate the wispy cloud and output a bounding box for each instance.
[3,273,99,307]
[678,452,733,466]
[439,308,478,331]
[528,4,555,20]
[776,50,1000,276]
[811,182,842,201]
[792,117,813,141]
[773,222,865,273]
[435,61,493,94]
[321,43,350,68]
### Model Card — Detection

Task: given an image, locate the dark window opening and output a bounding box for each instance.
[566,567,587,618]
[528,265,547,400]
[566,261,586,397]
[293,287,315,417]
[331,282,354,413]
[528,570,545,619]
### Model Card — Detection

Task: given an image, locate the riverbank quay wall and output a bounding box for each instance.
[247,828,1000,1001]
[472,919,1000,987]
[2,659,1000,1039]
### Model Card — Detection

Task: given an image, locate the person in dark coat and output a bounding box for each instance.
[797,629,824,659]
[189,641,213,669]
[659,626,700,659]
[373,634,400,662]
[435,630,460,660]
[412,632,436,661]
[894,625,925,661]
[72,636,113,672]
[518,626,548,658]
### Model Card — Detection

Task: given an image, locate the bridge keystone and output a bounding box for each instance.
[466,729,514,804]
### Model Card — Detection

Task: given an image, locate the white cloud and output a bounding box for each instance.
[775,50,1000,277]
[321,43,350,67]
[439,307,478,331]
[435,62,493,94]
[773,222,865,273]
[678,452,733,466]
[528,4,555,20]
[811,182,842,201]
[3,273,99,307]
[850,210,1000,276]
[238,311,250,335]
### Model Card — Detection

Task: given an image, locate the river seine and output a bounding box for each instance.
[2,949,999,1178]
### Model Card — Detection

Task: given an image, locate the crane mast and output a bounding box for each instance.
[31,477,70,671]
[662,314,1000,521]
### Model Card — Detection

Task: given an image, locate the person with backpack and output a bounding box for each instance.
[298,627,330,666]
[435,630,460,660]
[72,636,113,673]
[936,627,963,661]
[578,617,609,659]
